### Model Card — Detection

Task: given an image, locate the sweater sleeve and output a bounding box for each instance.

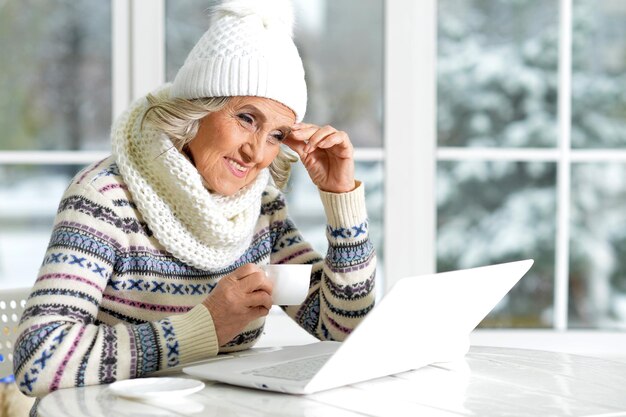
[270,181,376,341]
[12,175,219,398]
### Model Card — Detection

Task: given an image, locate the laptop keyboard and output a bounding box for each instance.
[245,354,333,381]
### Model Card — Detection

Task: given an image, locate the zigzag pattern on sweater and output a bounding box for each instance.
[98,306,145,325]
[76,337,97,387]
[308,268,323,287]
[326,239,375,268]
[29,289,100,308]
[113,229,277,281]
[21,304,94,324]
[112,224,270,276]
[49,227,118,264]
[58,195,149,236]
[114,252,206,277]
[112,199,137,209]
[130,322,160,376]
[321,291,375,319]
[223,327,264,348]
[327,252,375,274]
[324,272,376,300]
[126,325,138,378]
[233,237,272,266]
[260,193,286,215]
[295,292,320,336]
[55,220,124,252]
[99,326,117,384]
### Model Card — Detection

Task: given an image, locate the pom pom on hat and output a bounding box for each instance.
[211,0,295,35]
[171,0,307,122]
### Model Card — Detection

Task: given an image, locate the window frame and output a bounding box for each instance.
[4,0,626,338]
[384,0,437,292]
[393,0,626,333]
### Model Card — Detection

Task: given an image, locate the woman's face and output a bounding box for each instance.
[187,96,296,196]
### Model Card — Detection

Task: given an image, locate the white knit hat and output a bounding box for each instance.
[171,0,307,122]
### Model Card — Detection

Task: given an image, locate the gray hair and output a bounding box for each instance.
[142,89,297,190]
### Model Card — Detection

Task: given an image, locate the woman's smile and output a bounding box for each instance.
[225,157,249,178]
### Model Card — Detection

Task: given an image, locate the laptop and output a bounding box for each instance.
[183,259,534,394]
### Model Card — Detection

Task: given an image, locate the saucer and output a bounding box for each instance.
[108,377,205,400]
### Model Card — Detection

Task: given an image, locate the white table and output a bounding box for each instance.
[38,346,626,417]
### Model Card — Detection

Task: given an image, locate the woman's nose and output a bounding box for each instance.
[241,135,265,164]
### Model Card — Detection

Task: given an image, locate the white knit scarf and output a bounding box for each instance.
[111,89,269,271]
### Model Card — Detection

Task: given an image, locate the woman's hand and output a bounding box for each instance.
[202,264,272,346]
[284,123,355,193]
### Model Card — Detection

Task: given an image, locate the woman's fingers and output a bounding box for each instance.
[234,265,273,295]
[316,132,347,149]
[230,263,259,279]
[246,273,273,295]
[246,290,272,310]
[286,122,355,193]
[291,124,338,154]
[249,305,271,320]
[285,126,316,151]
[291,122,317,132]
[283,135,307,157]
[202,263,274,345]
[287,124,348,155]
[304,125,337,153]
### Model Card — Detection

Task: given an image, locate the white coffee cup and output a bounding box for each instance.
[261,264,312,305]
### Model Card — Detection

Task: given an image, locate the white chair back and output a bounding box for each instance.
[0,288,30,378]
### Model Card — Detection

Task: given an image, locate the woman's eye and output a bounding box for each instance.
[267,131,285,145]
[237,113,254,125]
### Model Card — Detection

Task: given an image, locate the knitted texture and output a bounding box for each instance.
[171,0,307,121]
[14,158,376,397]
[111,86,269,271]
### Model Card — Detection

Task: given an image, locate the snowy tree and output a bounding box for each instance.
[437,0,626,328]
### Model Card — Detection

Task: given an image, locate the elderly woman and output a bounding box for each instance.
[13,0,375,402]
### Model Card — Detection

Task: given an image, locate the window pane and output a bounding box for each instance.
[165,0,383,148]
[437,161,556,327]
[0,165,84,289]
[571,0,626,148]
[0,1,112,151]
[293,0,383,148]
[570,163,626,328]
[438,0,559,148]
[165,0,216,80]
[286,160,384,284]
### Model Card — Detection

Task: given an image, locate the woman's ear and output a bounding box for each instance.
[182,144,196,167]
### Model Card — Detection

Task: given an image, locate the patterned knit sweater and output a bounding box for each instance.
[13,157,376,397]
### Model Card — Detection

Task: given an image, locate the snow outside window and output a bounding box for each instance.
[437,0,626,330]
